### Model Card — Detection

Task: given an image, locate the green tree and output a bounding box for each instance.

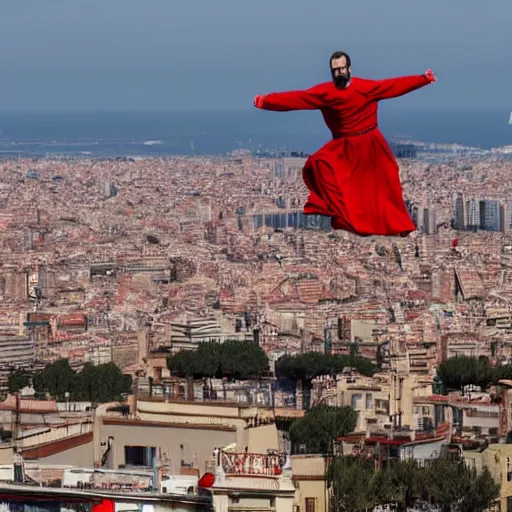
[492,363,512,384]
[437,355,492,391]
[27,359,131,403]
[34,358,77,400]
[374,459,422,511]
[328,456,376,512]
[98,362,132,400]
[75,362,132,403]
[423,457,468,509]
[275,352,376,384]
[32,370,46,399]
[218,340,269,380]
[421,458,499,512]
[197,342,221,378]
[76,363,96,401]
[7,370,31,393]
[460,465,500,512]
[421,457,499,511]
[437,355,512,393]
[167,348,202,400]
[346,354,376,377]
[276,352,330,409]
[275,352,376,409]
[167,340,269,384]
[289,405,357,455]
[327,456,499,512]
[167,349,199,378]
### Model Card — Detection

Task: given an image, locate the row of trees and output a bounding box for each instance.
[166,341,377,384]
[166,340,270,381]
[328,455,499,512]
[437,355,512,392]
[8,359,132,403]
[275,351,376,384]
[166,342,377,409]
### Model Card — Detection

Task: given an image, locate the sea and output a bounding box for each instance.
[0,107,510,158]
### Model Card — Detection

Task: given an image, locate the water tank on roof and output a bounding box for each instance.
[26,169,39,179]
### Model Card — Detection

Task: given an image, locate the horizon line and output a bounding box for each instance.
[0,106,509,115]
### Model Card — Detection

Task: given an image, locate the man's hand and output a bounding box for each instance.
[254,95,264,108]
[425,69,436,83]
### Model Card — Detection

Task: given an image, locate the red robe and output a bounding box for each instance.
[259,75,431,237]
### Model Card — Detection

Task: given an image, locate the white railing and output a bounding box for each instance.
[17,423,92,448]
[136,412,239,429]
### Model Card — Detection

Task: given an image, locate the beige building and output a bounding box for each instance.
[96,397,280,476]
[0,394,299,512]
[290,455,327,512]
[0,394,284,477]
[464,443,512,511]
[313,370,433,432]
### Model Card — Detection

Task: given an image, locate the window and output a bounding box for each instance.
[305,498,315,512]
[375,399,390,414]
[507,457,512,482]
[125,445,156,467]
[365,393,373,410]
[351,394,362,410]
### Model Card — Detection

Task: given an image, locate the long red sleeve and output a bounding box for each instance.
[261,86,326,111]
[366,75,430,101]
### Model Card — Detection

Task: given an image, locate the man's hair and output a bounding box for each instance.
[330,51,351,68]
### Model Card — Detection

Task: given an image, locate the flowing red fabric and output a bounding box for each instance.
[258,75,431,237]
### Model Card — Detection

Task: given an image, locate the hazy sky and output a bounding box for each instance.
[0,0,510,111]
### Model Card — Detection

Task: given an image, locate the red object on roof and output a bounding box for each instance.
[452,239,459,248]
[198,472,215,488]
[92,500,114,512]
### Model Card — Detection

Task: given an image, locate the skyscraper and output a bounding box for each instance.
[454,193,466,230]
[479,200,501,231]
[466,199,480,231]
[405,200,419,228]
[422,208,430,234]
[429,208,437,235]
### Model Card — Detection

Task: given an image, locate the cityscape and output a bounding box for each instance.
[0,143,511,510]
[0,0,511,511]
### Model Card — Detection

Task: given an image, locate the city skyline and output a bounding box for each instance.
[454,193,509,233]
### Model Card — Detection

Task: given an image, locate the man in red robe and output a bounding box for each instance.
[254,51,436,237]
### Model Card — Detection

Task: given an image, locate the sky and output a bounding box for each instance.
[0,0,510,112]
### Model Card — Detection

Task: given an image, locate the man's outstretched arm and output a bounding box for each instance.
[254,85,327,111]
[367,69,436,101]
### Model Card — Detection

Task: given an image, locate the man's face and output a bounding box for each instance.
[331,56,351,88]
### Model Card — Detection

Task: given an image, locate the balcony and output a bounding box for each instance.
[220,451,284,477]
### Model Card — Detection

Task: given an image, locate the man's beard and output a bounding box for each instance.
[332,72,350,89]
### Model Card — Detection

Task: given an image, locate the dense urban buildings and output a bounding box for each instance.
[2,150,512,510]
